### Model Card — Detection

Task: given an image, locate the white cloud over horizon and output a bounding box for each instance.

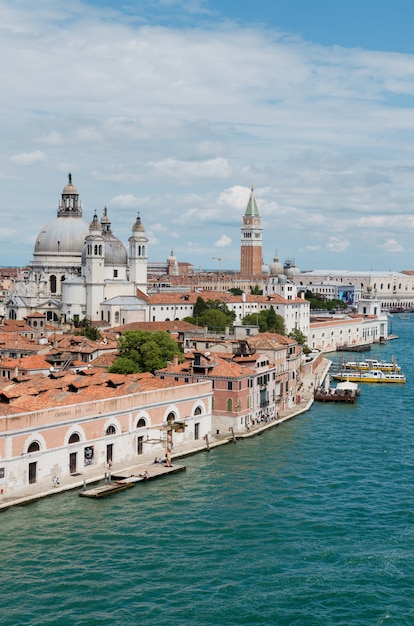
[2,1,414,271]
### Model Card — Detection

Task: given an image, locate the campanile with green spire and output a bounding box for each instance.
[240,184,263,276]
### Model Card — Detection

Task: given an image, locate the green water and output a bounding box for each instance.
[1,317,413,625]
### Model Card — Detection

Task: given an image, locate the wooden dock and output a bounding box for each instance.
[79,463,186,499]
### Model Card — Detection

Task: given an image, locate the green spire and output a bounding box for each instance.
[244,184,259,217]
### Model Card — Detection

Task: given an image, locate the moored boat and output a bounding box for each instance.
[332,369,406,384]
[344,357,401,372]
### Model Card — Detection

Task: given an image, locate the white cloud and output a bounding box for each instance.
[2,2,414,269]
[382,238,404,253]
[214,234,232,248]
[326,237,350,253]
[111,194,141,208]
[148,157,232,180]
[10,150,46,166]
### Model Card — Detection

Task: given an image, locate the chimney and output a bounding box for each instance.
[173,355,179,367]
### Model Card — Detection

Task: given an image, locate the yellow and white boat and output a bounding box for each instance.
[344,357,401,373]
[332,368,406,384]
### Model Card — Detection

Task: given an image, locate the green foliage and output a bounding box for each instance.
[187,297,236,330]
[228,287,243,296]
[288,328,308,347]
[250,285,263,295]
[305,291,347,311]
[242,306,285,335]
[109,330,182,374]
[108,357,140,375]
[74,317,100,341]
[193,296,209,318]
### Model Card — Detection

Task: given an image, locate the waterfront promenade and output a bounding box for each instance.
[0,358,331,511]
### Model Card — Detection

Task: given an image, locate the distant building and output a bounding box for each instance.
[4,175,148,326]
[240,184,263,277]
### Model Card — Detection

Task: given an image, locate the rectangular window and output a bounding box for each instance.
[227,381,233,390]
[194,423,200,440]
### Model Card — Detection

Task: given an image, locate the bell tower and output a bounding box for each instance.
[128,212,148,294]
[240,184,263,277]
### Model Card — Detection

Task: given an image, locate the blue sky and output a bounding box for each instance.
[2,0,414,272]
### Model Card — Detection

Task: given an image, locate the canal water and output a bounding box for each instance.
[1,317,413,625]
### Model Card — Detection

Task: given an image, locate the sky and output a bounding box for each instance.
[3,0,414,272]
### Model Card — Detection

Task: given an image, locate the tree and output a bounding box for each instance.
[108,330,182,374]
[228,287,243,296]
[193,296,209,318]
[74,317,100,341]
[184,297,236,330]
[266,306,285,334]
[250,285,263,295]
[288,328,309,352]
[108,357,139,375]
[242,307,285,335]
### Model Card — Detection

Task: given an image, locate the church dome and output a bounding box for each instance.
[269,253,284,276]
[285,261,300,278]
[132,213,145,233]
[99,207,128,266]
[34,216,89,256]
[103,232,128,266]
[34,174,89,257]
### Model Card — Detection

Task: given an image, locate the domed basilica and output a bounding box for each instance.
[6,175,148,326]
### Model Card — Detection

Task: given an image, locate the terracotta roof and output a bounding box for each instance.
[248,332,295,349]
[0,370,190,415]
[147,290,303,307]
[157,353,254,379]
[0,354,52,371]
[111,320,198,333]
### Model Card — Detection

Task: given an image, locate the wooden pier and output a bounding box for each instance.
[79,463,186,499]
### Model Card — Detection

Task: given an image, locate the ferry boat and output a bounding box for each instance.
[343,358,401,373]
[332,369,406,384]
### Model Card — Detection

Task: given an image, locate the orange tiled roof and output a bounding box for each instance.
[111,320,199,333]
[0,370,192,415]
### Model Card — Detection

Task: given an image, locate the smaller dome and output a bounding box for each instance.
[285,261,300,278]
[89,212,101,231]
[103,233,128,266]
[269,253,284,276]
[62,172,78,196]
[132,213,145,232]
[101,207,111,227]
[278,274,287,284]
[62,181,78,195]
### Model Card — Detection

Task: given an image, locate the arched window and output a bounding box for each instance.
[167,412,175,423]
[227,398,233,412]
[194,406,202,415]
[50,275,57,293]
[28,441,40,453]
[115,311,120,324]
[136,418,146,428]
[106,425,116,436]
[9,310,16,320]
[69,433,80,444]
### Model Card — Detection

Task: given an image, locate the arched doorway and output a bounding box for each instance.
[68,433,80,474]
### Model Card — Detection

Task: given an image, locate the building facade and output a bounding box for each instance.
[0,373,212,498]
